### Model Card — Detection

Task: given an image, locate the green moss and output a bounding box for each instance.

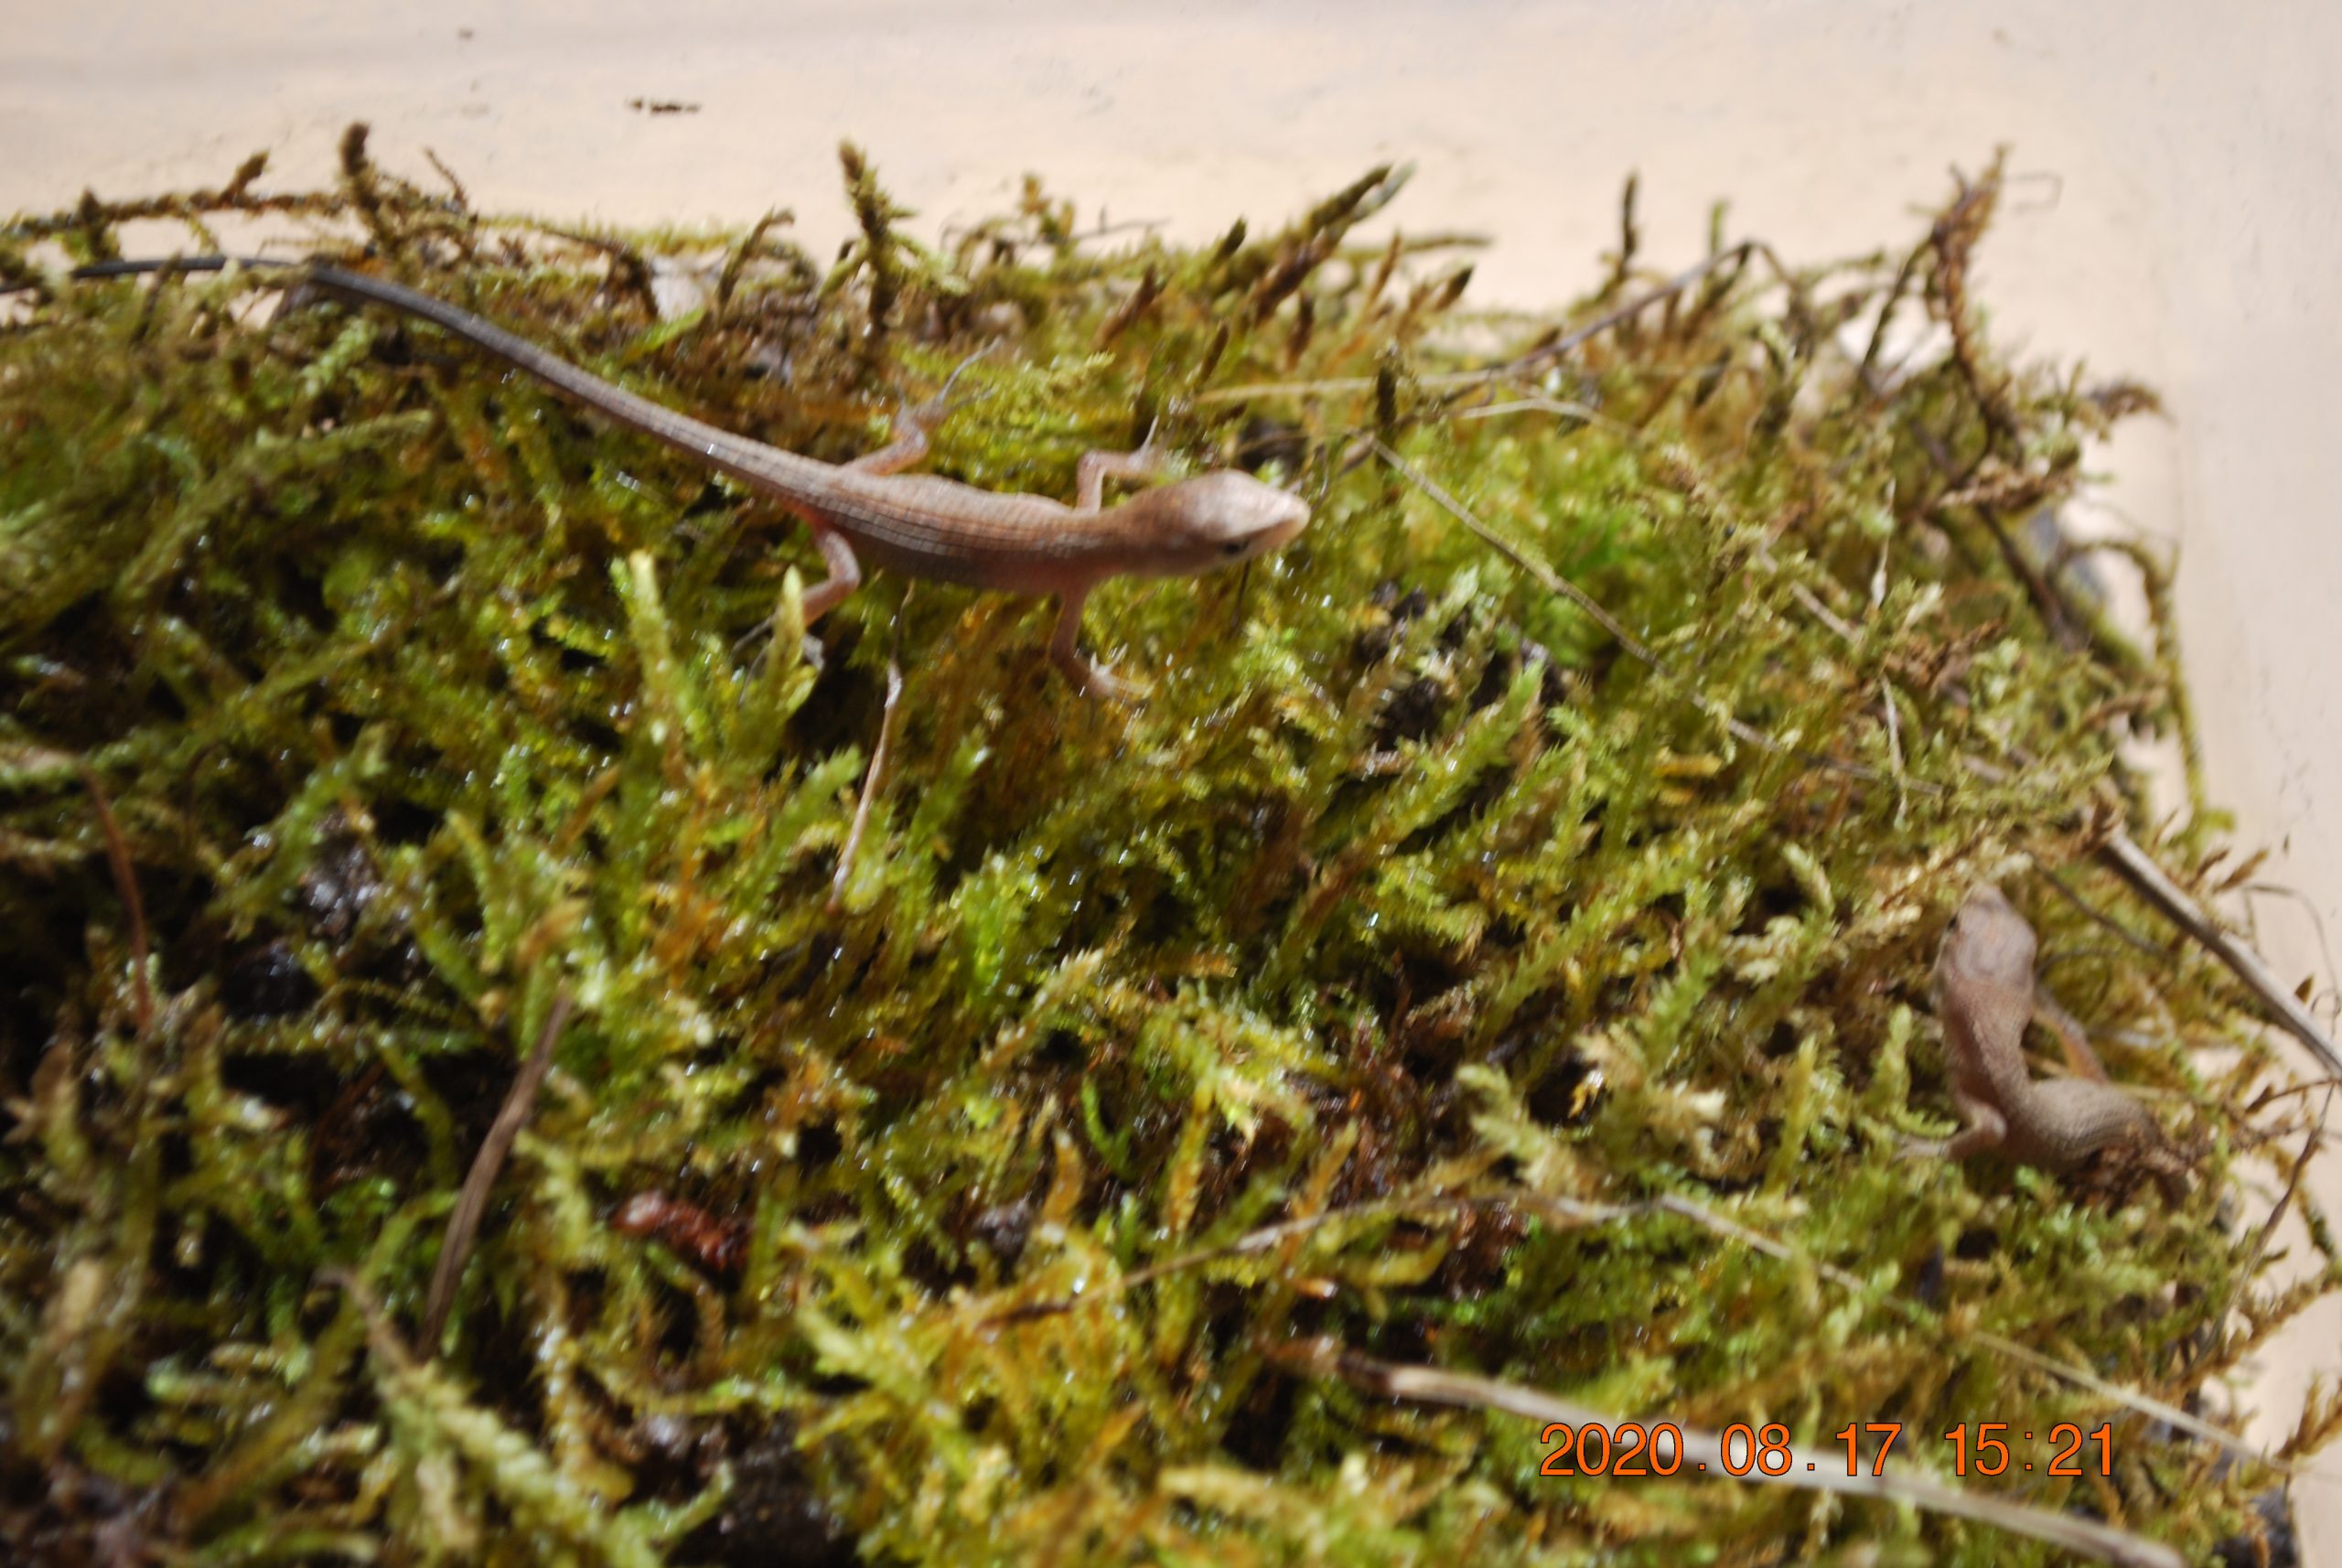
[0,139,2327,1564]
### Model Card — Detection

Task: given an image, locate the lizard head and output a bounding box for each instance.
[1940,884,2036,990]
[1114,471,1310,577]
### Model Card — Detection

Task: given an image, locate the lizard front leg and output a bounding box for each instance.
[1900,1086,2008,1161]
[1049,440,1170,699]
[1942,1087,2011,1161]
[1048,584,1132,703]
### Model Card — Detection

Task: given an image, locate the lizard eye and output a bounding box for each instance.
[1221,540,1248,557]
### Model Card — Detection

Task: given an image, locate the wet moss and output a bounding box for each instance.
[1,136,2331,1565]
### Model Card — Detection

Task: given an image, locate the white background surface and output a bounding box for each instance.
[9,0,2340,1552]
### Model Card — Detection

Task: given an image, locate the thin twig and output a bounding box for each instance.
[2242,880,2342,1016]
[2096,831,2342,1079]
[985,1194,1515,1324]
[1964,1328,2292,1473]
[74,761,152,1040]
[1789,580,1862,646]
[2246,1079,2342,1113]
[1274,1341,2184,1568]
[1967,503,2081,650]
[1879,679,1909,824]
[1453,396,1617,430]
[2072,535,2206,822]
[1373,439,1658,663]
[422,989,575,1348]
[1601,171,1640,298]
[1956,748,2339,1074]
[319,1268,415,1369]
[1857,231,1932,388]
[421,149,471,210]
[1478,242,1752,387]
[2035,869,2169,961]
[828,600,910,915]
[2218,1091,2336,1338]
[987,1176,2294,1477]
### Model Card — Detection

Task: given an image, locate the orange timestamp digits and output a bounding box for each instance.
[1534,1420,2114,1478]
[1537,1422,1688,1477]
[1537,1423,1803,1477]
[1941,1422,2114,1477]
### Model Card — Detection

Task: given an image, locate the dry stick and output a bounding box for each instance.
[422,989,576,1348]
[1601,171,1641,299]
[1857,176,1995,387]
[2,171,350,245]
[2036,867,2171,962]
[1958,1326,2293,1480]
[2242,877,2342,1013]
[827,659,906,914]
[1866,168,2137,669]
[2096,831,2342,1080]
[983,1193,1523,1326]
[420,148,471,210]
[318,1269,408,1361]
[1932,160,2022,448]
[1275,1341,2184,1568]
[828,596,912,915]
[988,1181,2287,1478]
[1879,678,1910,824]
[74,761,153,1040]
[1454,395,1617,430]
[2246,1078,2342,1114]
[1969,503,2081,650]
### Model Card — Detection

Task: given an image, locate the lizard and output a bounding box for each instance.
[1918,883,2182,1187]
[72,256,1313,700]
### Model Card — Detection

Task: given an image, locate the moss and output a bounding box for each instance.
[0,137,2329,1565]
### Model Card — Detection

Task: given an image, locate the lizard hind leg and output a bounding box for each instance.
[846,411,934,478]
[851,346,997,477]
[797,521,864,623]
[736,517,863,671]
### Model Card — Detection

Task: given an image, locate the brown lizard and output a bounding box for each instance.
[74,256,1312,700]
[1921,883,2179,1185]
